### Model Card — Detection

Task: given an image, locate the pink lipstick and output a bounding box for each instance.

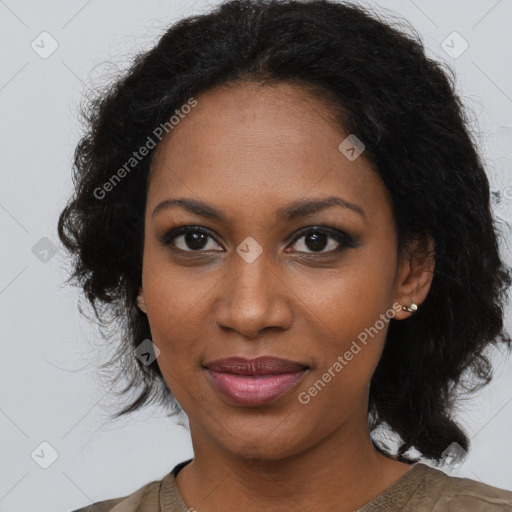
[204,356,308,407]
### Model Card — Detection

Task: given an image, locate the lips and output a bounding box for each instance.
[205,356,308,375]
[204,356,309,407]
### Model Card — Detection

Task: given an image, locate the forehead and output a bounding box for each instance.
[147,81,392,226]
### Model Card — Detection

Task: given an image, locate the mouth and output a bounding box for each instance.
[204,356,309,407]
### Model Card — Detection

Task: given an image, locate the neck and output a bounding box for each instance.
[175,417,413,512]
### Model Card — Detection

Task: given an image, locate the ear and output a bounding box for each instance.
[393,233,435,321]
[137,286,147,314]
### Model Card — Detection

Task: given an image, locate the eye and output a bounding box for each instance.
[160,226,223,252]
[285,226,356,254]
[160,225,357,254]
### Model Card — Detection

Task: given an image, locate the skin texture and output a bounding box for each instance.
[137,82,435,512]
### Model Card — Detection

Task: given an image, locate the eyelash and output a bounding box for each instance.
[159,224,358,255]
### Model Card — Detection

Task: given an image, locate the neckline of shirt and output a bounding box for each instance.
[159,458,431,511]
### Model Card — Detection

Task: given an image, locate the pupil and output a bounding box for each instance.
[186,232,207,250]
[306,232,327,251]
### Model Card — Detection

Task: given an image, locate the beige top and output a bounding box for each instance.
[71,459,512,511]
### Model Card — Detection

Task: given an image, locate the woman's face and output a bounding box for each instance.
[139,82,420,460]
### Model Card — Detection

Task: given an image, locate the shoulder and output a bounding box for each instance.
[418,463,512,510]
[70,478,163,512]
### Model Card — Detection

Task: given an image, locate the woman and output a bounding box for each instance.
[59,0,512,510]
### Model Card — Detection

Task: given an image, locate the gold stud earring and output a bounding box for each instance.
[402,301,418,313]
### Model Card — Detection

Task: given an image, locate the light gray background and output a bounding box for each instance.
[1,0,511,510]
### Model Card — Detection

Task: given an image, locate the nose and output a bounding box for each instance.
[214,251,294,340]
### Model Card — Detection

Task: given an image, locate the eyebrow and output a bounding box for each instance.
[152,196,366,222]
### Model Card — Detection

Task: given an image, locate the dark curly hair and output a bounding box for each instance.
[57,0,512,465]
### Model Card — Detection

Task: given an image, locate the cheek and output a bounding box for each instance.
[294,251,396,338]
[294,254,396,394]
[141,269,207,376]
[147,314,208,412]
[295,327,386,433]
[141,247,215,338]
